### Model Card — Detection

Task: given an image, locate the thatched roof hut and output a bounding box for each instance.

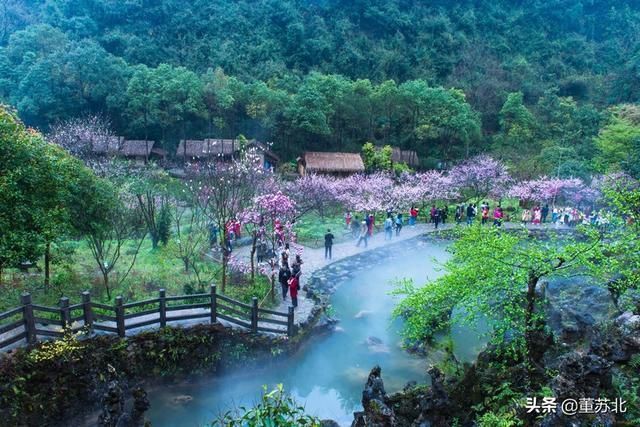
[297,152,365,176]
[176,139,243,158]
[92,135,123,155]
[247,140,280,167]
[175,139,279,170]
[121,140,155,160]
[391,147,420,167]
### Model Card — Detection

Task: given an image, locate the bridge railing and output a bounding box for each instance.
[0,284,295,351]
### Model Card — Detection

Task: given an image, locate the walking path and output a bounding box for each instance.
[2,221,569,350]
[234,220,572,328]
[234,222,456,324]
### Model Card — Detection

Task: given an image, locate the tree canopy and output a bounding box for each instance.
[0,0,638,171]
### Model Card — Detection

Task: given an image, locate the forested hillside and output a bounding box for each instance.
[1,0,639,174]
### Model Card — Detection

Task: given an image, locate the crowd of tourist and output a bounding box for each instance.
[341,201,611,246]
[226,200,614,310]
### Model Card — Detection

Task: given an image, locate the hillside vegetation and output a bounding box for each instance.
[1,0,639,175]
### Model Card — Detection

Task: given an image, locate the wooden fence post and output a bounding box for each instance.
[159,289,167,327]
[251,297,258,333]
[59,297,70,329]
[210,284,217,323]
[81,291,93,333]
[287,306,295,337]
[21,293,36,345]
[115,296,125,338]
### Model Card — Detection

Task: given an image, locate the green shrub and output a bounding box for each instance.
[212,384,320,426]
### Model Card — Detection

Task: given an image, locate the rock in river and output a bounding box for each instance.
[171,395,193,405]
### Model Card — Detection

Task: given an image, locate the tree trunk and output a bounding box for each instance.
[250,232,257,281]
[525,273,540,370]
[271,273,276,303]
[103,270,111,300]
[221,251,227,293]
[44,241,51,287]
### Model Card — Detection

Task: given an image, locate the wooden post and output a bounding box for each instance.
[210,284,217,323]
[21,293,36,345]
[81,291,93,333]
[59,297,70,329]
[159,289,166,327]
[251,297,258,333]
[287,306,295,337]
[115,296,125,338]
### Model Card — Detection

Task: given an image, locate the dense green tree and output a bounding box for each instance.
[0,0,639,166]
[0,105,104,284]
[594,105,640,178]
[394,225,605,374]
[125,65,161,141]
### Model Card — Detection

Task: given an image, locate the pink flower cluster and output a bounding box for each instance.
[508,176,600,205]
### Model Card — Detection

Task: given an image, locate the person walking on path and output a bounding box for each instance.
[288,274,299,308]
[433,206,441,229]
[481,204,489,225]
[356,220,369,247]
[324,229,335,260]
[410,206,419,226]
[395,213,404,236]
[345,211,352,229]
[384,215,393,240]
[455,205,463,224]
[278,263,291,299]
[521,209,531,226]
[368,214,375,236]
[493,206,503,227]
[541,204,549,223]
[351,215,360,238]
[532,206,542,225]
[466,204,475,225]
[441,206,448,224]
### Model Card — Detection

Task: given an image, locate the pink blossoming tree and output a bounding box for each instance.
[449,155,512,203]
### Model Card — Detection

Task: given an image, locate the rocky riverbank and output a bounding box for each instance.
[349,306,640,426]
[0,324,291,426]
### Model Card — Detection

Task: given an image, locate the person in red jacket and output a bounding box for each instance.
[288,275,299,308]
[410,206,419,226]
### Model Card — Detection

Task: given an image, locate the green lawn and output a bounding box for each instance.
[295,212,352,247]
[0,237,273,311]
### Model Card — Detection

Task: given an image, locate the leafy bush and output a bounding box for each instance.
[212,384,320,427]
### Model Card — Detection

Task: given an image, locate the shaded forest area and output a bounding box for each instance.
[1,0,639,173]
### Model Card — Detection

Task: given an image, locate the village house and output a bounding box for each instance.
[296,152,365,176]
[120,140,155,164]
[175,139,279,170]
[91,135,123,156]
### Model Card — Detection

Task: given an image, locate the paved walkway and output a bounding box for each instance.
[234,220,572,326]
[1,221,569,350]
[234,222,457,324]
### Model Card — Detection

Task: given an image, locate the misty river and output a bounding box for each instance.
[147,239,487,426]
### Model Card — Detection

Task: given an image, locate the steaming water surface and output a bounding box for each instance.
[147,240,486,426]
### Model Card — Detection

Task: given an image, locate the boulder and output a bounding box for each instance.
[551,352,612,402]
[355,310,372,319]
[351,366,396,427]
[171,395,193,405]
[365,336,390,354]
[313,314,339,334]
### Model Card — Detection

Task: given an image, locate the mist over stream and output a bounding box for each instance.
[147,240,487,426]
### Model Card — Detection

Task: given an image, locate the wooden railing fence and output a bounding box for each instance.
[0,284,295,351]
